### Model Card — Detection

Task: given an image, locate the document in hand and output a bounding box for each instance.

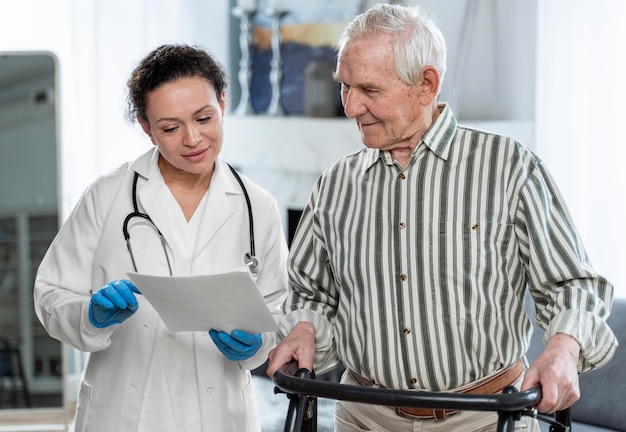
[127,268,277,333]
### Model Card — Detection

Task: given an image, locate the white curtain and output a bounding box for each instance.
[536,0,626,298]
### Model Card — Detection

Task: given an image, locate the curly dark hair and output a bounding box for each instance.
[125,44,228,123]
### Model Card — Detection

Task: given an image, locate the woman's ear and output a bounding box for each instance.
[219,90,226,115]
[419,66,440,106]
[138,117,155,144]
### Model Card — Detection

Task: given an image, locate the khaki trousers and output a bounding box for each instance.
[335,370,541,432]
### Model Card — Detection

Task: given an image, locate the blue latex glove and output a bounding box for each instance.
[209,329,262,361]
[89,279,141,328]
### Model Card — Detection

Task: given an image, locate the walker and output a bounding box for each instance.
[273,362,571,432]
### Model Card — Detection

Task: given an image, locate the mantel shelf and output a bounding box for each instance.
[222,115,363,175]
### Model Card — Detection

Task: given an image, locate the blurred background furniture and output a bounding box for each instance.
[526,295,626,432]
[0,339,31,408]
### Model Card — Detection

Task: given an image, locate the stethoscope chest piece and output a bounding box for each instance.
[244,252,259,276]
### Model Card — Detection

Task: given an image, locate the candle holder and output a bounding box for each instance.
[265,8,289,116]
[232,6,258,115]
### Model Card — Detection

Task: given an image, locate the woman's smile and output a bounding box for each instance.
[183,147,209,162]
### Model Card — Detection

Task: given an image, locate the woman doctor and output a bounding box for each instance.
[34,44,288,432]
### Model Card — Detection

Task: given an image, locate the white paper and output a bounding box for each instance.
[127,269,277,334]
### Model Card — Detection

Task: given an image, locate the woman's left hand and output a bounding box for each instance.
[209,329,262,361]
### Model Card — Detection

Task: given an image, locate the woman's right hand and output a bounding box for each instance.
[88,279,141,328]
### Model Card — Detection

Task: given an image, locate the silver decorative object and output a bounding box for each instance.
[265,7,289,116]
[304,62,337,117]
[232,6,258,115]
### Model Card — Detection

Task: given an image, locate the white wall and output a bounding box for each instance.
[411,0,537,123]
[536,0,626,298]
[0,0,231,218]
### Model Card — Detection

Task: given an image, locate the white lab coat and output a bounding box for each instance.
[34,148,289,432]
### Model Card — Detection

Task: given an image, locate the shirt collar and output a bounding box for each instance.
[130,147,160,179]
[419,102,457,161]
[129,149,239,194]
[361,102,458,171]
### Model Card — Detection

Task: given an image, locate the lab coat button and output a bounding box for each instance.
[206,387,216,396]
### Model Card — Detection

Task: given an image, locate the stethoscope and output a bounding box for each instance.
[122,164,258,276]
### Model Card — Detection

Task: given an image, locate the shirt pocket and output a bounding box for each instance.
[429,221,514,318]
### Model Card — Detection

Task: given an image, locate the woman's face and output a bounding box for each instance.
[139,76,225,177]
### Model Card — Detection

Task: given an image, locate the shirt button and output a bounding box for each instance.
[400,274,407,281]
[472,224,479,230]
[410,378,417,385]
[399,173,406,180]
[403,328,411,335]
[399,222,406,229]
[206,387,216,396]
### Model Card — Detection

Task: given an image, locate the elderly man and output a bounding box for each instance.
[267,3,616,431]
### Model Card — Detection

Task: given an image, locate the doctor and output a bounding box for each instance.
[34,44,288,432]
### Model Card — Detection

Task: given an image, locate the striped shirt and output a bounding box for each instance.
[278,104,617,391]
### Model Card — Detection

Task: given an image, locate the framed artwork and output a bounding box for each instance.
[243,0,372,116]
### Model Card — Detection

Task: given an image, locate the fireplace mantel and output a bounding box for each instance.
[222,115,362,174]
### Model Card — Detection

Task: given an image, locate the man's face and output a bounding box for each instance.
[335,32,434,154]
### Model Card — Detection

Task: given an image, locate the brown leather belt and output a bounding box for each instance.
[349,359,524,421]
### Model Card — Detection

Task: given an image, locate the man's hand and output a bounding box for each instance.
[521,333,581,413]
[266,321,316,378]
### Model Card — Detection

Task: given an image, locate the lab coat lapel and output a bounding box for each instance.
[193,161,236,253]
[134,158,237,255]
[135,170,174,243]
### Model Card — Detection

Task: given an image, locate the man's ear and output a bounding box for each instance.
[138,117,155,144]
[419,66,440,106]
